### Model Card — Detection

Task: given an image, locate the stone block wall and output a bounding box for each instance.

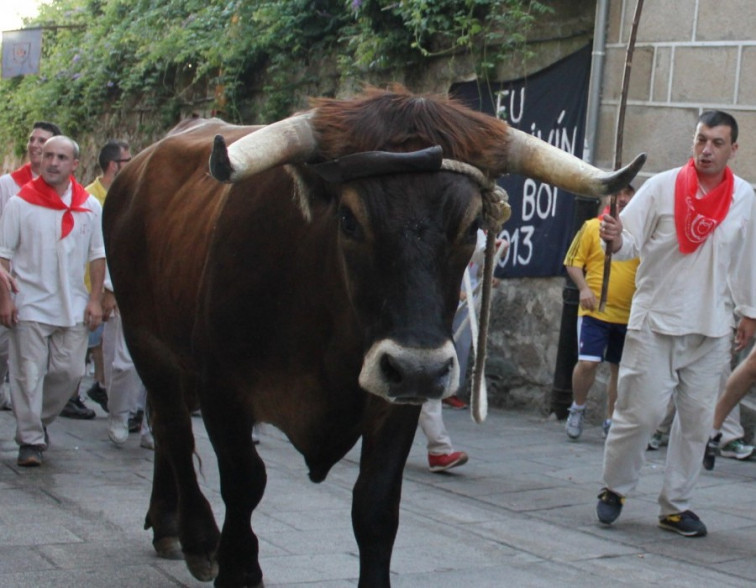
[595,0,756,184]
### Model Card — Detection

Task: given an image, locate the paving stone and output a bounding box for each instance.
[0,379,755,586]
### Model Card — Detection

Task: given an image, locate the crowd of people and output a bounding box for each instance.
[1,109,755,543]
[0,122,151,466]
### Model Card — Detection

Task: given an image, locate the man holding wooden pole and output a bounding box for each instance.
[595,111,756,538]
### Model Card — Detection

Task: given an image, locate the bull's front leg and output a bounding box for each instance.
[352,403,421,587]
[200,379,266,588]
[149,401,221,582]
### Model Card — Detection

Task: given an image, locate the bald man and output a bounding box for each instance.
[0,135,106,466]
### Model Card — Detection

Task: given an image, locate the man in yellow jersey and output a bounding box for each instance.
[563,184,637,440]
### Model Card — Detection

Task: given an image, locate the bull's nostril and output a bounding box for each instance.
[380,354,403,384]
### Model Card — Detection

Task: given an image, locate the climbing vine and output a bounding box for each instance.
[0,0,549,155]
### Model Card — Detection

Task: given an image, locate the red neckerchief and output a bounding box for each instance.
[10,163,33,187]
[674,158,733,254]
[17,176,91,239]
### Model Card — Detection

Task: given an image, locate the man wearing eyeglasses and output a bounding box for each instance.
[61,140,131,421]
[83,140,132,205]
[78,140,152,450]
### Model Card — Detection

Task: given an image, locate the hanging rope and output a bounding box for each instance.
[440,159,510,423]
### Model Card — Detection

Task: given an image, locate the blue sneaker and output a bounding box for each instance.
[596,488,624,524]
[602,418,612,439]
[658,510,707,537]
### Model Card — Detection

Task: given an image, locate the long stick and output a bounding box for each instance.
[598,0,644,312]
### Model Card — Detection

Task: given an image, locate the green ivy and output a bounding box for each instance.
[0,0,549,154]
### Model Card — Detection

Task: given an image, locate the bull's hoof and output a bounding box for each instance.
[186,552,220,582]
[153,536,183,560]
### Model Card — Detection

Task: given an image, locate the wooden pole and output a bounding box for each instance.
[598,0,644,312]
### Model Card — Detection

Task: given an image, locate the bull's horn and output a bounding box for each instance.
[209,112,318,183]
[506,127,646,197]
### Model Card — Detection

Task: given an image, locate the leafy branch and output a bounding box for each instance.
[0,0,548,155]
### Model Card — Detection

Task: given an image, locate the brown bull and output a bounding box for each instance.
[104,86,644,587]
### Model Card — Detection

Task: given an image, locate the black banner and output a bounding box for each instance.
[451,44,592,278]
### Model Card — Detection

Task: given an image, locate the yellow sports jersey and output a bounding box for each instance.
[83,177,108,291]
[85,176,107,206]
[563,217,638,324]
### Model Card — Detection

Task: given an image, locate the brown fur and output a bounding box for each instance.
[105,98,485,587]
[310,84,512,176]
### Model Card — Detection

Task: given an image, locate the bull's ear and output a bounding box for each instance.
[209,135,234,183]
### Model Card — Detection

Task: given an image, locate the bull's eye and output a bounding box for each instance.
[464,217,482,243]
[339,206,362,240]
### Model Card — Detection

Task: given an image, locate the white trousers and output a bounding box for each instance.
[419,399,453,455]
[655,362,745,445]
[0,326,10,406]
[0,326,9,382]
[602,321,730,516]
[9,321,89,447]
[103,311,146,429]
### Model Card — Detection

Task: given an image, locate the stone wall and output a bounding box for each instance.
[595,0,756,184]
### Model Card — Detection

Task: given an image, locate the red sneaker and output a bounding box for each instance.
[442,395,468,410]
[428,451,469,473]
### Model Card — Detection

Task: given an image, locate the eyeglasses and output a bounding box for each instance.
[115,158,132,164]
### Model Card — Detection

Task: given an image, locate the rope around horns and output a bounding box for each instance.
[440,159,511,424]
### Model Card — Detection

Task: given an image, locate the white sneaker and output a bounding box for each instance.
[108,417,129,447]
[647,431,668,451]
[720,439,754,460]
[565,407,585,440]
[140,432,155,450]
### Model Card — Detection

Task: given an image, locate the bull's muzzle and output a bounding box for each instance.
[359,339,460,404]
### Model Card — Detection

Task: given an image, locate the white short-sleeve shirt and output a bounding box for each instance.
[0,183,106,327]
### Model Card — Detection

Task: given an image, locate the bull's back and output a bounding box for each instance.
[104,120,259,354]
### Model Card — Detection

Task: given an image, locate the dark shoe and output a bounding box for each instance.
[703,433,721,471]
[658,510,707,537]
[86,382,109,413]
[17,444,43,467]
[60,397,96,420]
[128,409,144,433]
[596,488,624,524]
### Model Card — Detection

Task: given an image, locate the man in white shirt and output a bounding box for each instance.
[0,135,106,466]
[596,110,756,537]
[0,121,62,412]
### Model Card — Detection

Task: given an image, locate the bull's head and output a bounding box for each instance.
[208,88,645,415]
